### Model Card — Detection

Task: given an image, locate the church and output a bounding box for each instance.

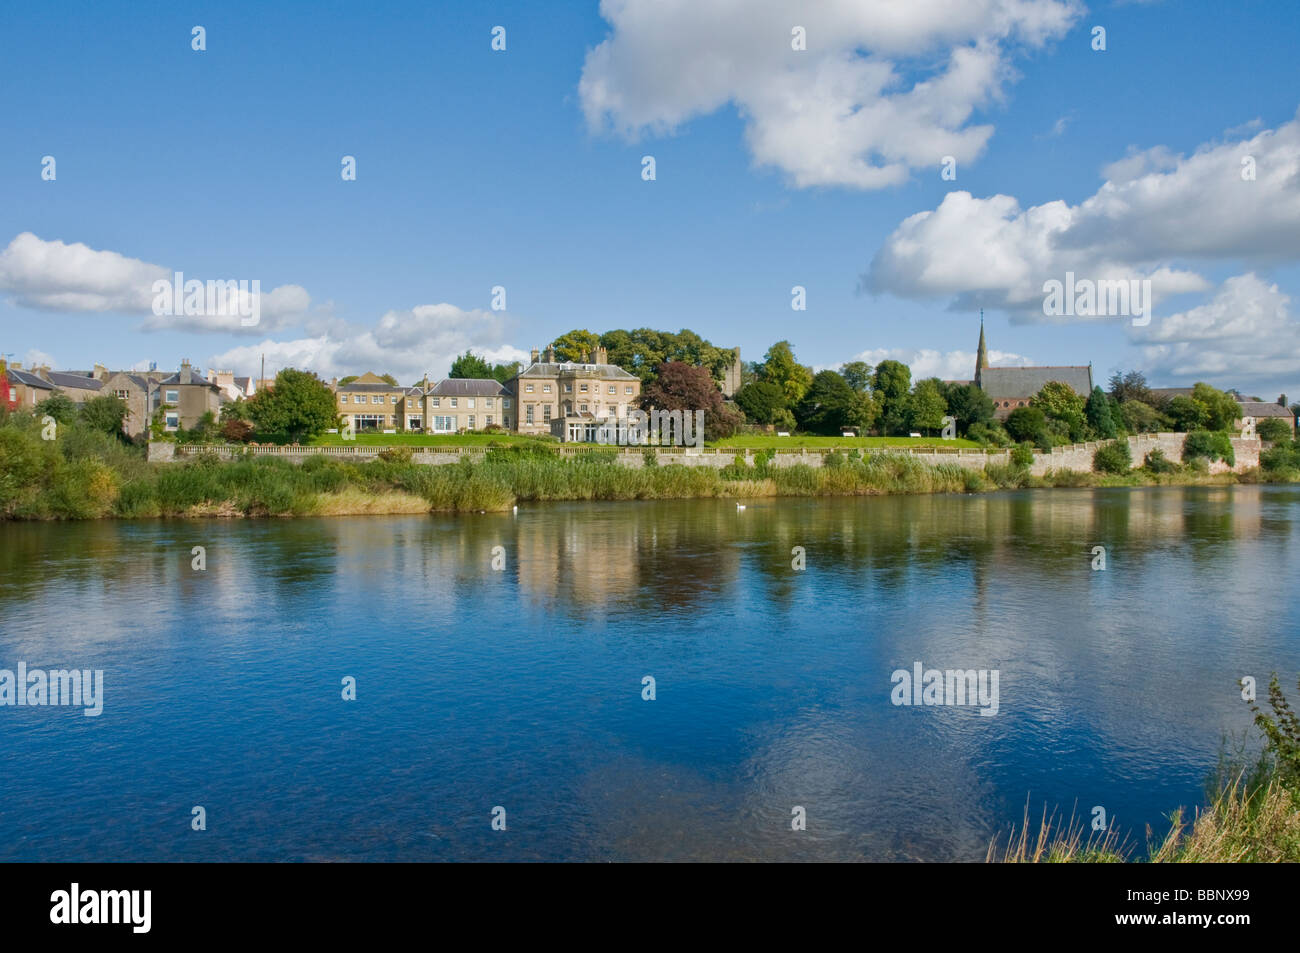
[965,321,1093,421]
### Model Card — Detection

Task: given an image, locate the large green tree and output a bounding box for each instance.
[734,380,787,424]
[550,329,602,363]
[759,341,813,405]
[248,368,337,443]
[449,351,494,379]
[34,392,78,426]
[795,370,859,434]
[1032,381,1087,442]
[943,382,995,436]
[906,378,948,435]
[79,395,129,438]
[871,360,912,435]
[1084,386,1117,438]
[839,361,874,393]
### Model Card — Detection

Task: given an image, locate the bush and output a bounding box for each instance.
[968,420,1010,447]
[377,446,414,463]
[1093,440,1132,474]
[222,418,255,443]
[1256,417,1293,443]
[1143,448,1177,474]
[1183,430,1235,467]
[1010,442,1034,469]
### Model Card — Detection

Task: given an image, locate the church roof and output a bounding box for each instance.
[979,365,1092,399]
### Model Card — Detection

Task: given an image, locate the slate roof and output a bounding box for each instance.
[516,361,639,381]
[1238,401,1295,418]
[4,369,54,390]
[155,371,219,389]
[47,371,104,392]
[429,378,509,397]
[979,366,1092,399]
[335,381,406,393]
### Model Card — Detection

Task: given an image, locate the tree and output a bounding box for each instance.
[220,398,251,423]
[1191,382,1241,431]
[640,361,740,438]
[34,392,78,426]
[795,370,858,435]
[1004,405,1047,444]
[338,375,359,386]
[378,373,398,386]
[247,368,337,443]
[734,380,787,424]
[1167,394,1208,432]
[839,361,873,393]
[1093,440,1132,474]
[1120,399,1163,434]
[79,395,128,438]
[1031,381,1087,441]
[871,360,911,435]
[1256,417,1292,442]
[492,361,521,384]
[1084,386,1117,438]
[943,383,995,436]
[551,329,602,363]
[222,418,254,443]
[1108,370,1152,406]
[759,341,813,405]
[906,378,948,435]
[449,351,495,379]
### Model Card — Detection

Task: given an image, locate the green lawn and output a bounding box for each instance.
[710,434,983,450]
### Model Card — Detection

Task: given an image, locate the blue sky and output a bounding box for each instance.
[2,0,1298,400]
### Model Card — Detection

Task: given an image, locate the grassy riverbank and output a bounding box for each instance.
[3,415,1298,519]
[989,675,1300,863]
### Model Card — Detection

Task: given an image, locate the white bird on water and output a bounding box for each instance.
[736,503,746,511]
[512,505,518,515]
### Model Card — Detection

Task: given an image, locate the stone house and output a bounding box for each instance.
[510,346,640,437]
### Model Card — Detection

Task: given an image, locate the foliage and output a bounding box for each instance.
[1119,399,1163,435]
[1143,448,1177,473]
[871,360,912,435]
[1183,430,1235,466]
[758,340,813,405]
[906,378,948,435]
[1031,381,1086,442]
[968,420,1010,447]
[222,418,255,443]
[944,382,995,436]
[34,392,78,425]
[1107,369,1152,406]
[1084,386,1117,439]
[1092,440,1132,474]
[795,370,860,435]
[839,361,873,393]
[1004,405,1047,444]
[247,368,338,443]
[550,329,603,363]
[1010,442,1034,469]
[641,361,741,438]
[448,350,495,379]
[599,328,737,385]
[734,380,787,424]
[1256,417,1292,443]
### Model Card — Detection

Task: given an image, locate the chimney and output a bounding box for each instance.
[93,363,108,381]
[1280,395,1287,407]
[595,346,607,364]
[36,365,52,380]
[530,348,540,364]
[180,360,192,385]
[543,346,555,363]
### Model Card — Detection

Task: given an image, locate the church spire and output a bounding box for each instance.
[975,310,989,386]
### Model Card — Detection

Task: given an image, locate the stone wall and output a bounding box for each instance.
[153,434,1262,475]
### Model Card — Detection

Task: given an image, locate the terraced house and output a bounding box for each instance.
[425,378,512,432]
[332,372,408,432]
[511,346,640,439]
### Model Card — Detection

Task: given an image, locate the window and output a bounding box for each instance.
[354,414,384,431]
[431,398,440,408]
[526,405,534,424]
[115,390,130,400]
[608,385,616,395]
[354,395,363,404]
[433,416,454,432]
[525,384,534,393]
[580,383,588,393]
[390,395,398,404]
[564,383,573,392]
[408,417,422,429]
[468,415,475,429]
[579,404,588,413]
[484,398,493,408]
[503,399,511,409]
[372,395,382,404]
[486,415,493,426]
[467,398,475,409]
[165,390,179,403]
[165,412,179,430]
[542,405,551,422]
[339,394,348,403]
[450,398,458,408]
[543,384,551,393]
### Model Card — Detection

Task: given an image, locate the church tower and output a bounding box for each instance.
[974,311,989,388]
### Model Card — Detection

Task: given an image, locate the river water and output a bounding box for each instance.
[2,486,1297,861]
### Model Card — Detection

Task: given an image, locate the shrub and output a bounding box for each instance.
[1183,430,1235,467]
[1143,448,1177,474]
[1010,442,1034,469]
[968,420,1010,447]
[377,446,414,464]
[222,418,255,443]
[1093,440,1132,474]
[1256,417,1292,443]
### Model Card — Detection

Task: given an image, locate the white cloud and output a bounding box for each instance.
[866,110,1300,318]
[207,303,531,383]
[0,232,311,333]
[23,348,56,369]
[580,0,1081,189]
[842,346,1034,382]
[1136,273,1300,384]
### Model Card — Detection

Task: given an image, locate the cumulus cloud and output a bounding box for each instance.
[1136,273,1300,383]
[865,110,1300,318]
[840,346,1034,382]
[207,303,531,383]
[580,0,1081,189]
[0,232,311,333]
